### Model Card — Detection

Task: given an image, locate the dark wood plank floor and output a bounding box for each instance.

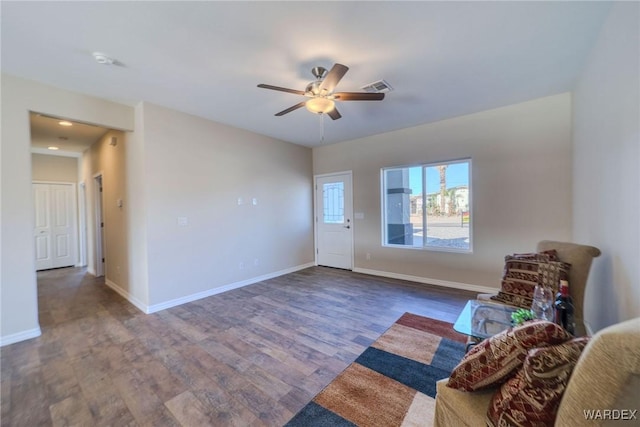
[1,266,476,426]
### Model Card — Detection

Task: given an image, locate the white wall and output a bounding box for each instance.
[573,2,640,332]
[32,153,78,182]
[141,103,314,308]
[124,103,150,308]
[82,131,129,295]
[0,74,134,345]
[1,74,314,344]
[313,93,573,290]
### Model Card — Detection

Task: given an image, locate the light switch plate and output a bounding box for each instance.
[177,217,188,226]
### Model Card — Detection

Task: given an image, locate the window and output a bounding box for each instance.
[323,182,345,224]
[382,159,471,252]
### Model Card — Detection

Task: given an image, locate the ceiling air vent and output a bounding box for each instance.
[361,79,393,93]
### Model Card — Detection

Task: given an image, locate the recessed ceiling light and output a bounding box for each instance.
[48,146,59,150]
[58,121,73,126]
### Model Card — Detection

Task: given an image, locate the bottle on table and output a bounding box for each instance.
[554,280,575,335]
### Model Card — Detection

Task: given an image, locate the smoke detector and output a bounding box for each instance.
[361,79,393,93]
[92,52,115,65]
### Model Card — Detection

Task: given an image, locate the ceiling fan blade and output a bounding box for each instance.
[275,102,306,116]
[258,84,306,96]
[333,92,385,101]
[328,107,342,120]
[318,63,349,94]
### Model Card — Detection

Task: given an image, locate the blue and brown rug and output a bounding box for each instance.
[285,313,467,427]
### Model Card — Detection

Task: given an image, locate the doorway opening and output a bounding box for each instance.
[29,111,114,277]
[93,174,105,277]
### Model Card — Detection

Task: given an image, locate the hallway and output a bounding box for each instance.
[37,268,139,331]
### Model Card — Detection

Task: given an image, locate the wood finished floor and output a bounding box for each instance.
[1,266,476,426]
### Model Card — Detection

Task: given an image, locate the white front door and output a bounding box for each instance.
[315,172,353,270]
[34,183,77,271]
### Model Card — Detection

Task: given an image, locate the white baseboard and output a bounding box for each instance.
[146,262,315,314]
[352,267,498,294]
[104,262,315,315]
[0,327,42,347]
[105,279,148,313]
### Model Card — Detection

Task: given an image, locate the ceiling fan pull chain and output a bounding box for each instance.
[320,113,325,143]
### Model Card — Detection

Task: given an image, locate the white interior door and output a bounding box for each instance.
[315,172,353,270]
[50,184,76,268]
[34,183,53,270]
[34,182,77,270]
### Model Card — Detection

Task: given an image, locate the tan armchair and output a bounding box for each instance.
[478,240,601,335]
[433,241,607,427]
[535,240,601,327]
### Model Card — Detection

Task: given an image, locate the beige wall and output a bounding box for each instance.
[124,103,149,308]
[1,72,314,344]
[32,153,78,182]
[573,2,640,332]
[82,131,129,296]
[313,93,573,289]
[141,103,314,307]
[1,73,134,345]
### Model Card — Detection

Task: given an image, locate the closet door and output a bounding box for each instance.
[34,183,53,270]
[34,183,77,270]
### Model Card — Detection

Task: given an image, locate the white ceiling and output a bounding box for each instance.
[2,1,612,147]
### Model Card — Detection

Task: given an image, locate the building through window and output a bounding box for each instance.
[381,159,471,252]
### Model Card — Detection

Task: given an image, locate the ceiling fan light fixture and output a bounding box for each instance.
[258,63,383,120]
[306,97,335,114]
[305,81,322,96]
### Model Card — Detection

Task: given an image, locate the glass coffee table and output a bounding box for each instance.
[454,300,518,349]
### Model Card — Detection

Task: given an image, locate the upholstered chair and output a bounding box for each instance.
[478,240,601,335]
[534,240,601,328]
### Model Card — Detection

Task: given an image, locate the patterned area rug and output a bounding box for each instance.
[285,313,467,427]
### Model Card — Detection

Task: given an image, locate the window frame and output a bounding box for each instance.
[381,158,473,253]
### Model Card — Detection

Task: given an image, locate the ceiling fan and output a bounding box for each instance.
[257,63,385,120]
